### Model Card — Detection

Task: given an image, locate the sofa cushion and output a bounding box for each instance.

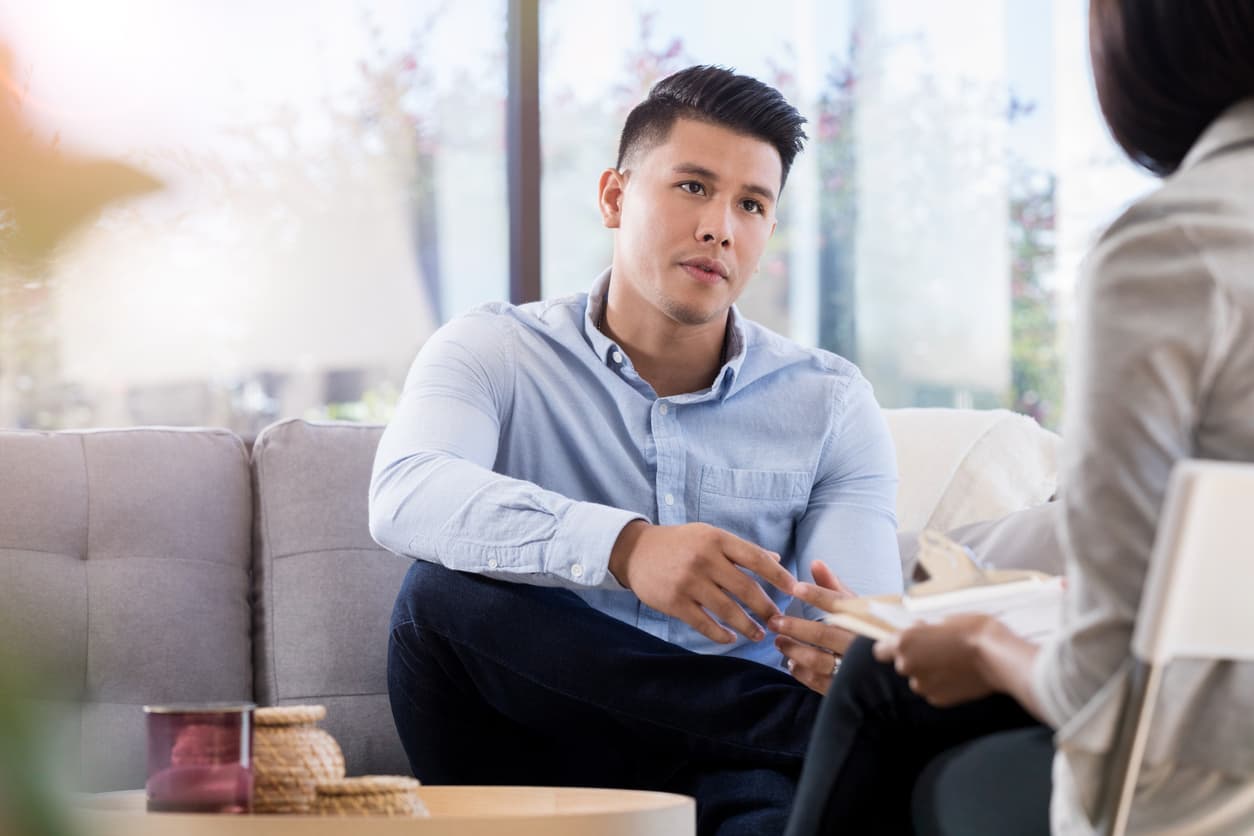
[0,427,252,791]
[883,408,1061,534]
[251,419,410,777]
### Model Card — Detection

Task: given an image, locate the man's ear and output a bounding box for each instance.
[598,168,626,229]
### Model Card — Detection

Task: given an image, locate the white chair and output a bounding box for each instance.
[1096,460,1254,835]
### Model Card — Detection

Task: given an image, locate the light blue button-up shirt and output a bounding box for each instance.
[370,270,902,670]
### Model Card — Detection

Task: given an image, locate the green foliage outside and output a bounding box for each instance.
[1008,170,1063,429]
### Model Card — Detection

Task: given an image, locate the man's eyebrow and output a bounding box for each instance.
[672,163,777,205]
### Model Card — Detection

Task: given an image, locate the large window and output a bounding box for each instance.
[540,0,1154,428]
[1,1,1152,434]
[0,2,507,434]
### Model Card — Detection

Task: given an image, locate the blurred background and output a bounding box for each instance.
[0,0,1155,438]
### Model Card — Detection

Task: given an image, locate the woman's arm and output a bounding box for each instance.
[866,615,1046,720]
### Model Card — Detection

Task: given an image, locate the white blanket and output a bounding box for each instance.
[883,407,1061,533]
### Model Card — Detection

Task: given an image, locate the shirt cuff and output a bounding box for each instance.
[1030,635,1071,730]
[549,502,646,590]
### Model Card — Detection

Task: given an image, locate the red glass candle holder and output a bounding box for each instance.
[143,702,255,814]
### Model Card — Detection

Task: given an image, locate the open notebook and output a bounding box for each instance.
[824,530,1064,642]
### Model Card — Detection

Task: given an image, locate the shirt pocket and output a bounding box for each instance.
[696,465,811,554]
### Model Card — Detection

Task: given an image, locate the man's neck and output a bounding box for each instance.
[599,302,728,398]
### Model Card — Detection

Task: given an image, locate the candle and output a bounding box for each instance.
[143,703,255,814]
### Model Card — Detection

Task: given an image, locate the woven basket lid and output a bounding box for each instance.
[255,705,327,726]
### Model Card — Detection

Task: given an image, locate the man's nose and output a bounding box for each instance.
[696,201,734,247]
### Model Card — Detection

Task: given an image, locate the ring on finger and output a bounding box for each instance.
[831,654,842,677]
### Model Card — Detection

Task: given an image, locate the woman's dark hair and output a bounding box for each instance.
[1090,0,1254,176]
[615,65,808,189]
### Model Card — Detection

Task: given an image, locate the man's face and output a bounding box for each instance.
[600,118,781,329]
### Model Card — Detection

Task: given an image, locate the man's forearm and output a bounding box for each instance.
[370,449,642,589]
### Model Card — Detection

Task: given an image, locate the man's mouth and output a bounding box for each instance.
[680,258,729,280]
[681,264,725,285]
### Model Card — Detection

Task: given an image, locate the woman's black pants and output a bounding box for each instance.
[784,637,1055,836]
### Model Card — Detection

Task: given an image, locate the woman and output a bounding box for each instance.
[784,1,1254,833]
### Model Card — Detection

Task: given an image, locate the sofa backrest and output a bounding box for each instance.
[0,427,253,791]
[250,419,411,778]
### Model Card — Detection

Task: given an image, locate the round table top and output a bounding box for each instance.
[76,786,695,836]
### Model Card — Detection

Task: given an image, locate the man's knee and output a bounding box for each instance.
[392,560,501,633]
[390,559,579,639]
[388,562,507,695]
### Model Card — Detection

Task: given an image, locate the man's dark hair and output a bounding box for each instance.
[1090,0,1254,176]
[615,65,808,189]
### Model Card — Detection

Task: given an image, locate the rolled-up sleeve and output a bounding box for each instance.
[369,311,643,589]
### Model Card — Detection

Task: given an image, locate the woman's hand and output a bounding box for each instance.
[769,560,856,694]
[873,615,1024,708]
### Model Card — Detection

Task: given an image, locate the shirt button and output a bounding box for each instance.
[664,493,675,506]
[571,564,584,578]
[487,559,499,569]
[612,351,623,364]
[658,402,669,415]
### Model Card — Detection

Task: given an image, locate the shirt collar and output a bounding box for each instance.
[583,268,749,399]
[1180,98,1254,172]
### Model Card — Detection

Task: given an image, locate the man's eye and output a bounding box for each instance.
[741,199,763,214]
[679,181,705,195]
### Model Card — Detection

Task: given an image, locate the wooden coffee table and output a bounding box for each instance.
[76,787,695,836]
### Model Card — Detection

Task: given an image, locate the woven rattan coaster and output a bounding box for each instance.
[312,776,429,817]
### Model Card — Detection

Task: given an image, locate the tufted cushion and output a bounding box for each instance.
[251,419,411,777]
[0,428,252,791]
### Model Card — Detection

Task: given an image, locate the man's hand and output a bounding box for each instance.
[770,560,857,694]
[608,520,796,644]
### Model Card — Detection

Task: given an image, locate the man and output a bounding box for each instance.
[370,65,902,835]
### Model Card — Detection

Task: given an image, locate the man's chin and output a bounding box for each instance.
[660,299,727,327]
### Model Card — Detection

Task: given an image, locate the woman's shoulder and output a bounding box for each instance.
[1087,147,1254,303]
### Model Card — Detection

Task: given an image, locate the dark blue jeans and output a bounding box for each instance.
[387,560,820,836]
[784,638,1053,836]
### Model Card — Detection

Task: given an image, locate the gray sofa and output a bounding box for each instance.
[0,419,409,791]
[0,409,1061,793]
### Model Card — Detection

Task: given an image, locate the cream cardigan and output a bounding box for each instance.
[1031,99,1254,823]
